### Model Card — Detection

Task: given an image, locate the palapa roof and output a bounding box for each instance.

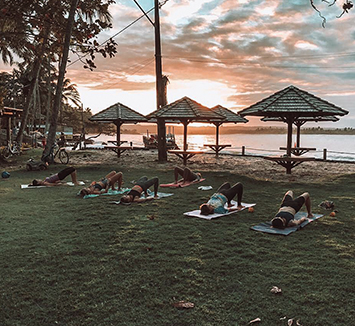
[146,96,224,122]
[210,105,248,123]
[90,102,147,123]
[239,85,349,118]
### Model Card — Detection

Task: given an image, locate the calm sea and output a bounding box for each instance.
[87,133,355,162]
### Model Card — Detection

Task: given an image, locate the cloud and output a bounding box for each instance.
[58,0,355,125]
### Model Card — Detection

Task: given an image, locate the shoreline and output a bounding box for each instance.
[68,149,355,183]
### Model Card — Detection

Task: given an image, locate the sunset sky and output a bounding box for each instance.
[3,0,355,127]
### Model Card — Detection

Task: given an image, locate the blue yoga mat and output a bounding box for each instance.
[110,190,173,205]
[251,212,323,235]
[81,188,130,199]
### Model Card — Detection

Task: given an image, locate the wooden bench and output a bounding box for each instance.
[204,144,231,156]
[168,149,206,165]
[279,147,316,156]
[264,156,315,174]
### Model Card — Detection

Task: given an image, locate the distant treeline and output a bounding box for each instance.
[118,124,355,135]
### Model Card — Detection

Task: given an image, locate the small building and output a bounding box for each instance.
[0,107,22,145]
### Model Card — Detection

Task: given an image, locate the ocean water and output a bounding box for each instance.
[86,133,355,162]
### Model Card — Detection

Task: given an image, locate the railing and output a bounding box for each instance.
[204,145,355,164]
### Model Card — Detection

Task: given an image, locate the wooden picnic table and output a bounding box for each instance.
[204,144,231,156]
[108,140,128,146]
[279,147,316,156]
[168,149,206,165]
[104,145,133,156]
[264,156,315,174]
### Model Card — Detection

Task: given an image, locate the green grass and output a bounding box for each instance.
[0,155,354,325]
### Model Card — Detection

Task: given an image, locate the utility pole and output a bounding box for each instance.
[132,0,167,161]
[154,0,167,161]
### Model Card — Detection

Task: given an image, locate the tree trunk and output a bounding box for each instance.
[45,58,51,133]
[16,15,52,145]
[16,60,41,144]
[44,0,79,155]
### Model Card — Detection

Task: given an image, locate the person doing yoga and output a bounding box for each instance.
[200,182,244,215]
[174,166,201,185]
[271,190,313,229]
[30,167,78,186]
[79,171,122,196]
[120,176,159,204]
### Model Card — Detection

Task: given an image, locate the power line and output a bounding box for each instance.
[129,57,155,75]
[163,56,355,69]
[67,6,155,68]
[165,51,355,61]
[68,0,170,68]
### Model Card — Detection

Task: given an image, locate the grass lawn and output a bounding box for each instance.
[0,152,354,325]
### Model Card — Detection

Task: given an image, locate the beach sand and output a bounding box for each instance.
[69,149,355,183]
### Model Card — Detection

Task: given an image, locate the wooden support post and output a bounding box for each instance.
[323,148,327,161]
[242,146,245,156]
[183,120,188,151]
[286,117,293,157]
[296,124,301,147]
[6,116,11,142]
[286,162,292,174]
[115,121,122,158]
[215,122,220,157]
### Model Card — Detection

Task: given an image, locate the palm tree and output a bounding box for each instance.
[62,79,81,108]
[45,0,113,155]
[59,79,81,123]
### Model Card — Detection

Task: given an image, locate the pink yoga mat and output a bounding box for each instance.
[160,178,205,188]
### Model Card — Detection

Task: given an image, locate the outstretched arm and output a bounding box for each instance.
[288,217,308,226]
[227,204,244,212]
[134,196,155,203]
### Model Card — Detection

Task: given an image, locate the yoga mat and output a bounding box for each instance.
[250,212,324,235]
[184,202,256,220]
[160,178,205,188]
[82,188,130,199]
[21,181,85,189]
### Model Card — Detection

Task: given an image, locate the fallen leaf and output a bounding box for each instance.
[270,286,282,294]
[288,318,294,326]
[248,317,261,324]
[296,319,303,326]
[172,301,194,309]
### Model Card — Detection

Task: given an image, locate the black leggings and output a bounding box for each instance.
[217,182,243,206]
[281,194,305,213]
[136,176,159,196]
[175,166,198,181]
[57,167,75,180]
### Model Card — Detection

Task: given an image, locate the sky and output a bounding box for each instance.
[3,0,355,127]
